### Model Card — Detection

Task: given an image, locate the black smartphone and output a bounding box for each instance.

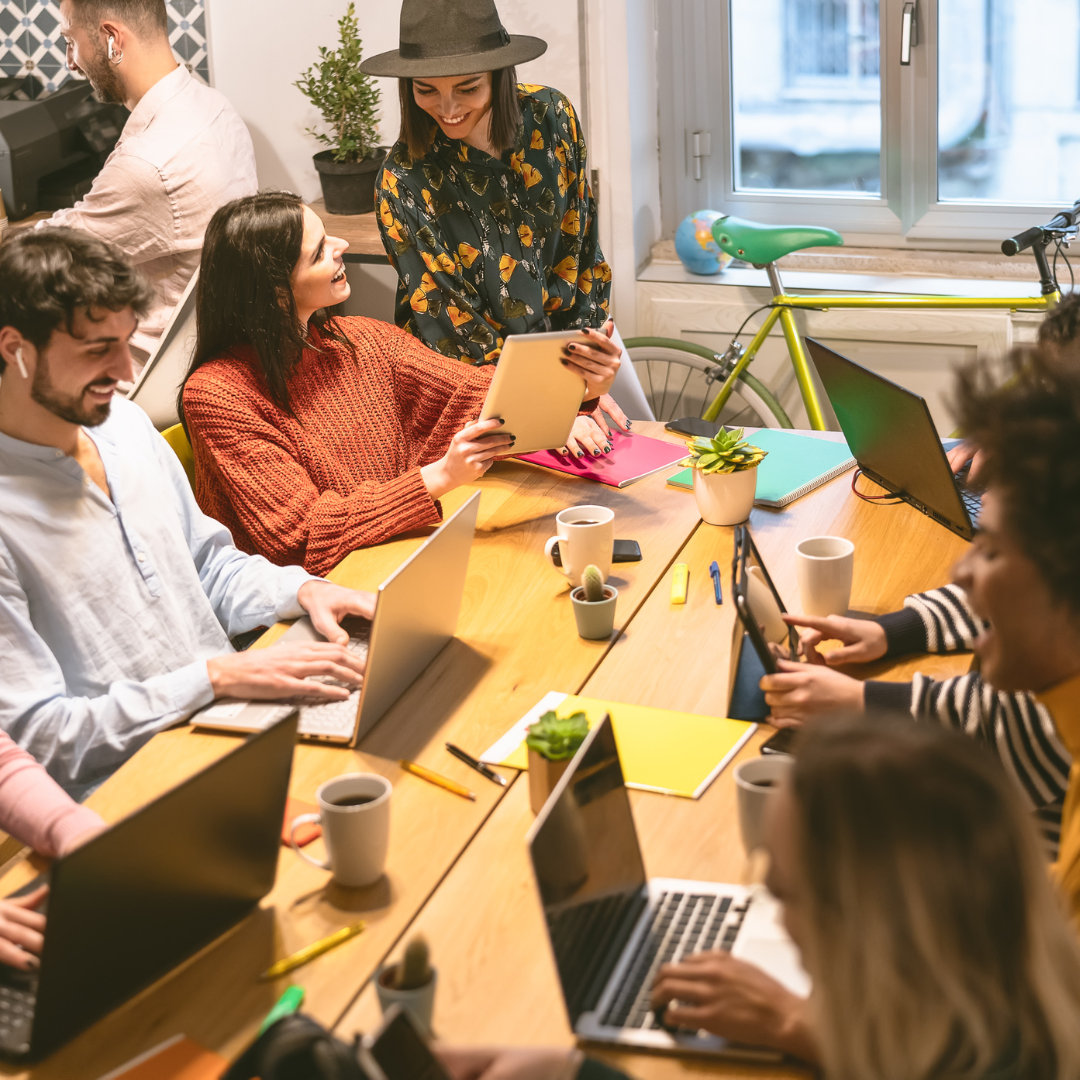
[761,727,798,756]
[363,1005,450,1080]
[550,539,642,567]
[664,416,723,439]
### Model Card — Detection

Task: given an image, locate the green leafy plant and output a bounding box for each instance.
[525,710,589,762]
[391,934,433,990]
[580,564,605,602]
[294,2,381,164]
[682,427,767,474]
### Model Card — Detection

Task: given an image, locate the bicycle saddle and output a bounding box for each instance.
[711,216,843,266]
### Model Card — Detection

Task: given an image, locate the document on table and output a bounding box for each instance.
[482,691,756,799]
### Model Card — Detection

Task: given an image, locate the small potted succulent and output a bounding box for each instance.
[569,564,618,641]
[375,934,436,1033]
[682,427,768,525]
[294,2,384,214]
[525,708,589,813]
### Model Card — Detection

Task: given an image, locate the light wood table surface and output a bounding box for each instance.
[310,198,387,264]
[336,467,971,1078]
[0,426,703,1078]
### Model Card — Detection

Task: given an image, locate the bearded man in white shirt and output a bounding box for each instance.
[40,0,257,366]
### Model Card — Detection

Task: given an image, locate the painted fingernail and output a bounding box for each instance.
[576,451,585,458]
[567,343,577,351]
[625,420,633,429]
[604,444,612,452]
[592,450,601,456]
[560,359,569,366]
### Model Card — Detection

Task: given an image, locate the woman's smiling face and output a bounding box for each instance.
[412,72,494,149]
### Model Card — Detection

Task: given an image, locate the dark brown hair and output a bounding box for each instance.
[67,0,168,36]
[954,344,1080,620]
[397,67,521,158]
[0,228,151,371]
[178,191,351,424]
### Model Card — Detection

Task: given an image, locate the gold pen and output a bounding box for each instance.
[399,758,476,801]
[259,920,366,981]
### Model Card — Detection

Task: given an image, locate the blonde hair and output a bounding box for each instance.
[790,719,1080,1080]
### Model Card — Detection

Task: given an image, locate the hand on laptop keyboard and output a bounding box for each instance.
[207,639,367,703]
[0,886,48,972]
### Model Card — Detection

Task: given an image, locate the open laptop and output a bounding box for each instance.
[806,338,980,540]
[527,716,808,1060]
[0,710,298,1061]
[192,492,480,745]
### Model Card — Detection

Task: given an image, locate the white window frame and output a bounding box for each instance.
[658,0,1072,248]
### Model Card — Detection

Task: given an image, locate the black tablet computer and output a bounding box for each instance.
[731,524,799,675]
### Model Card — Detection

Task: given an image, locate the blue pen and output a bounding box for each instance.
[709,560,723,605]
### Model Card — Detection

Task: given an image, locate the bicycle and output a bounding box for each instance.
[625,202,1078,429]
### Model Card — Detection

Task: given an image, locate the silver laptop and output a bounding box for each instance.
[806,338,980,540]
[192,492,480,745]
[527,716,809,1061]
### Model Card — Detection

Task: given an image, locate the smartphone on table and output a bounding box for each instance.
[550,539,642,566]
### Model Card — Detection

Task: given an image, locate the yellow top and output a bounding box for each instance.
[1039,671,1080,926]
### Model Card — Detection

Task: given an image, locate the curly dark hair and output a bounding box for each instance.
[0,227,152,371]
[1038,290,1080,353]
[954,344,1080,619]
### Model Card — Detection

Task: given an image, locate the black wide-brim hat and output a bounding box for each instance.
[359,0,547,78]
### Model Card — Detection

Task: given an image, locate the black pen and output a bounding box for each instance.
[445,742,508,787]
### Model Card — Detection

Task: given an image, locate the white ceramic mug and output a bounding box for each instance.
[734,754,794,854]
[289,773,391,888]
[544,505,614,585]
[796,535,855,616]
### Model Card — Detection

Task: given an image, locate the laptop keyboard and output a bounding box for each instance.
[0,978,35,1055]
[957,485,982,519]
[599,889,747,1031]
[297,628,370,739]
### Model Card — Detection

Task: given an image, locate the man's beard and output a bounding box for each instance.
[81,46,125,105]
[31,354,112,427]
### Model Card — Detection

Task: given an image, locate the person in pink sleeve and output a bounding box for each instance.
[0,732,104,971]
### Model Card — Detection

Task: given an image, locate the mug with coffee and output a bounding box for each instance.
[289,773,391,888]
[795,535,855,617]
[544,504,615,584]
[734,754,794,854]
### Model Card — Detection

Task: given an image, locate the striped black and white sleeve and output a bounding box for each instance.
[875,584,986,656]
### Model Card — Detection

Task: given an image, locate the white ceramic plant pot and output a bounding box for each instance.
[692,466,758,526]
[375,963,438,1034]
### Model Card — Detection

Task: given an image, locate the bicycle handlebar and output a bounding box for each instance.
[1002,199,1080,255]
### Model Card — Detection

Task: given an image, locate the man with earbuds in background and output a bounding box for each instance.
[38,0,257,368]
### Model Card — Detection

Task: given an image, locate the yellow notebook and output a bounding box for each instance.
[481,691,756,799]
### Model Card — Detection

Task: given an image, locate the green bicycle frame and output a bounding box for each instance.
[701,289,1060,430]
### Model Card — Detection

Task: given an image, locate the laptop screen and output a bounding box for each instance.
[527,718,648,1026]
[806,338,973,537]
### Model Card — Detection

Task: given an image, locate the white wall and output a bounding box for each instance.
[206,0,582,201]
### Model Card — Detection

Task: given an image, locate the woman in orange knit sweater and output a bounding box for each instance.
[178,192,620,575]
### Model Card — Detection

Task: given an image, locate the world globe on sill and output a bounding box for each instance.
[675,210,734,275]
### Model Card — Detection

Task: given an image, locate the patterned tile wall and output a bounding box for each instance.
[0,0,209,100]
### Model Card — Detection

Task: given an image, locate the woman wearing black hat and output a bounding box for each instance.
[362,0,627,458]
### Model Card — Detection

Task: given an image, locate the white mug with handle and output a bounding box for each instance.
[289,773,391,888]
[544,504,615,584]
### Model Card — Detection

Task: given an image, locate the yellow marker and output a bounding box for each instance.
[671,563,689,605]
[259,920,366,981]
[400,759,476,801]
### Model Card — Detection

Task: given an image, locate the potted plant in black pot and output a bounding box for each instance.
[295,2,384,214]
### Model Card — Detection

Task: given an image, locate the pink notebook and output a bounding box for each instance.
[516,430,688,488]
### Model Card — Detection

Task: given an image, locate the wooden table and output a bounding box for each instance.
[0,426,969,1077]
[310,198,387,264]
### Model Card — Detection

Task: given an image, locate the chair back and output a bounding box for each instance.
[161,423,196,489]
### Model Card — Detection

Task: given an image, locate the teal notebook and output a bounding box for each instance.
[667,429,855,508]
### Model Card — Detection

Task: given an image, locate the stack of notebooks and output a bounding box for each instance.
[667,428,855,508]
[516,430,688,488]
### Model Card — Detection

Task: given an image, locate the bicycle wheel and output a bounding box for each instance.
[624,337,791,428]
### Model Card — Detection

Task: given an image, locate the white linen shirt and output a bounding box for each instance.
[0,397,312,797]
[39,65,258,359]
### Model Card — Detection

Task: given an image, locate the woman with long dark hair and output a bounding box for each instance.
[178,191,619,575]
[361,0,629,458]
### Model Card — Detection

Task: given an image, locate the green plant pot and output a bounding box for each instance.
[570,584,618,640]
[313,149,385,214]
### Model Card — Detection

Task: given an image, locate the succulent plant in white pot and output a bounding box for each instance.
[682,427,768,525]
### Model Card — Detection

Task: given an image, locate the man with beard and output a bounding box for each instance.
[38,0,256,367]
[0,229,373,797]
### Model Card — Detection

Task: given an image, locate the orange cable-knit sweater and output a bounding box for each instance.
[182,317,493,575]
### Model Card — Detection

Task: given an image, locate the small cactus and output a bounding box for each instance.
[393,934,433,990]
[581,563,605,602]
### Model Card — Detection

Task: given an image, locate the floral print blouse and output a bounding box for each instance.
[375,84,612,364]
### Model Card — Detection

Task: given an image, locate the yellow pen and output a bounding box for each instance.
[259,920,366,981]
[671,562,689,605]
[400,759,476,801]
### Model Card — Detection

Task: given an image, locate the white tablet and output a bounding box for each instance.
[479,330,585,454]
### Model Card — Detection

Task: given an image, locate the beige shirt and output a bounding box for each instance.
[39,65,257,361]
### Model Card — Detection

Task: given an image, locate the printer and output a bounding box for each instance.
[0,81,125,221]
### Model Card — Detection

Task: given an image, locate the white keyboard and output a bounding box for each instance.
[297,630,370,739]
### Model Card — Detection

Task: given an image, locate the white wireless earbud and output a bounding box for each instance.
[107,36,116,61]
[13,347,28,380]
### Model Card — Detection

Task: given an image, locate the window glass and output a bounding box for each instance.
[731,0,881,194]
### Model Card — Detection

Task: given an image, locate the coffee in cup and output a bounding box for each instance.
[734,754,794,854]
[543,504,615,584]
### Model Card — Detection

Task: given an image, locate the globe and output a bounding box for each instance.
[675,210,734,275]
